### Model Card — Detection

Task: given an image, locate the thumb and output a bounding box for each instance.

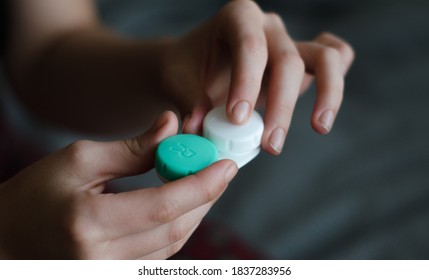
[64,111,178,183]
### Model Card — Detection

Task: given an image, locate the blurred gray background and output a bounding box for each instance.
[3,0,429,259]
[100,0,429,259]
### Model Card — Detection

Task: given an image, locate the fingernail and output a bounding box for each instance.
[224,162,238,184]
[232,101,250,124]
[319,110,335,133]
[269,127,286,154]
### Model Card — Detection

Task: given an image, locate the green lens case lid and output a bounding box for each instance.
[155,134,219,181]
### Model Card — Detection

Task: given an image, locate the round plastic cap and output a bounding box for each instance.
[155,134,218,181]
[203,106,264,167]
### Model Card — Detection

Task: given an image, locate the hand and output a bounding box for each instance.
[0,111,238,259]
[161,0,354,154]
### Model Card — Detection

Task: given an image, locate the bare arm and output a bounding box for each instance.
[6,0,354,153]
[6,0,174,134]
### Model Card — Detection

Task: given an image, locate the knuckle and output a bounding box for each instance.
[203,184,219,203]
[319,46,342,64]
[338,42,355,64]
[316,32,355,64]
[66,198,102,258]
[191,174,221,202]
[316,31,336,42]
[122,136,146,160]
[266,12,285,29]
[168,222,188,244]
[236,74,261,95]
[278,51,305,72]
[289,54,305,72]
[235,0,261,12]
[150,198,177,224]
[221,0,262,21]
[276,102,295,120]
[240,34,267,58]
[66,140,95,168]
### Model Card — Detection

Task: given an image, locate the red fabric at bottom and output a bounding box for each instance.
[171,220,267,260]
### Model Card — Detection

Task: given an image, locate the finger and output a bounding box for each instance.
[183,94,213,135]
[220,0,268,124]
[298,33,353,96]
[261,13,305,155]
[138,223,198,260]
[314,32,355,75]
[96,160,238,238]
[300,74,314,95]
[296,42,344,134]
[108,200,213,259]
[60,111,178,185]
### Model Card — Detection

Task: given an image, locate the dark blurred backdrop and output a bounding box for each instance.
[2,0,427,259]
[95,0,429,259]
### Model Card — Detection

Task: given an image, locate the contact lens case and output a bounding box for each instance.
[155,106,264,181]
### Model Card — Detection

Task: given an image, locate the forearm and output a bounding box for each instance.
[8,28,176,134]
[5,0,177,135]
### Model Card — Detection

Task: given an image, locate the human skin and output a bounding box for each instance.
[0,0,355,260]
[6,0,354,154]
[0,111,238,259]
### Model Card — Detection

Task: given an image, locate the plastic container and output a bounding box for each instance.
[203,105,264,168]
[155,106,264,181]
[155,134,218,182]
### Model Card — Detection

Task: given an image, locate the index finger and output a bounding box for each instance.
[220,1,268,125]
[95,160,237,239]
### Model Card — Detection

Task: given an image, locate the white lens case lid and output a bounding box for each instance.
[203,106,264,168]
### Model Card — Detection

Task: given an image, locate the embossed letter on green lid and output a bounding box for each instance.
[155,134,219,181]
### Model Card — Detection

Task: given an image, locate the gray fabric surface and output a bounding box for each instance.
[95,0,429,259]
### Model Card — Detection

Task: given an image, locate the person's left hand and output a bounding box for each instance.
[0,111,237,259]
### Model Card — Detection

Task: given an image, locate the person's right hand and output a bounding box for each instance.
[161,0,354,154]
[0,111,238,259]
